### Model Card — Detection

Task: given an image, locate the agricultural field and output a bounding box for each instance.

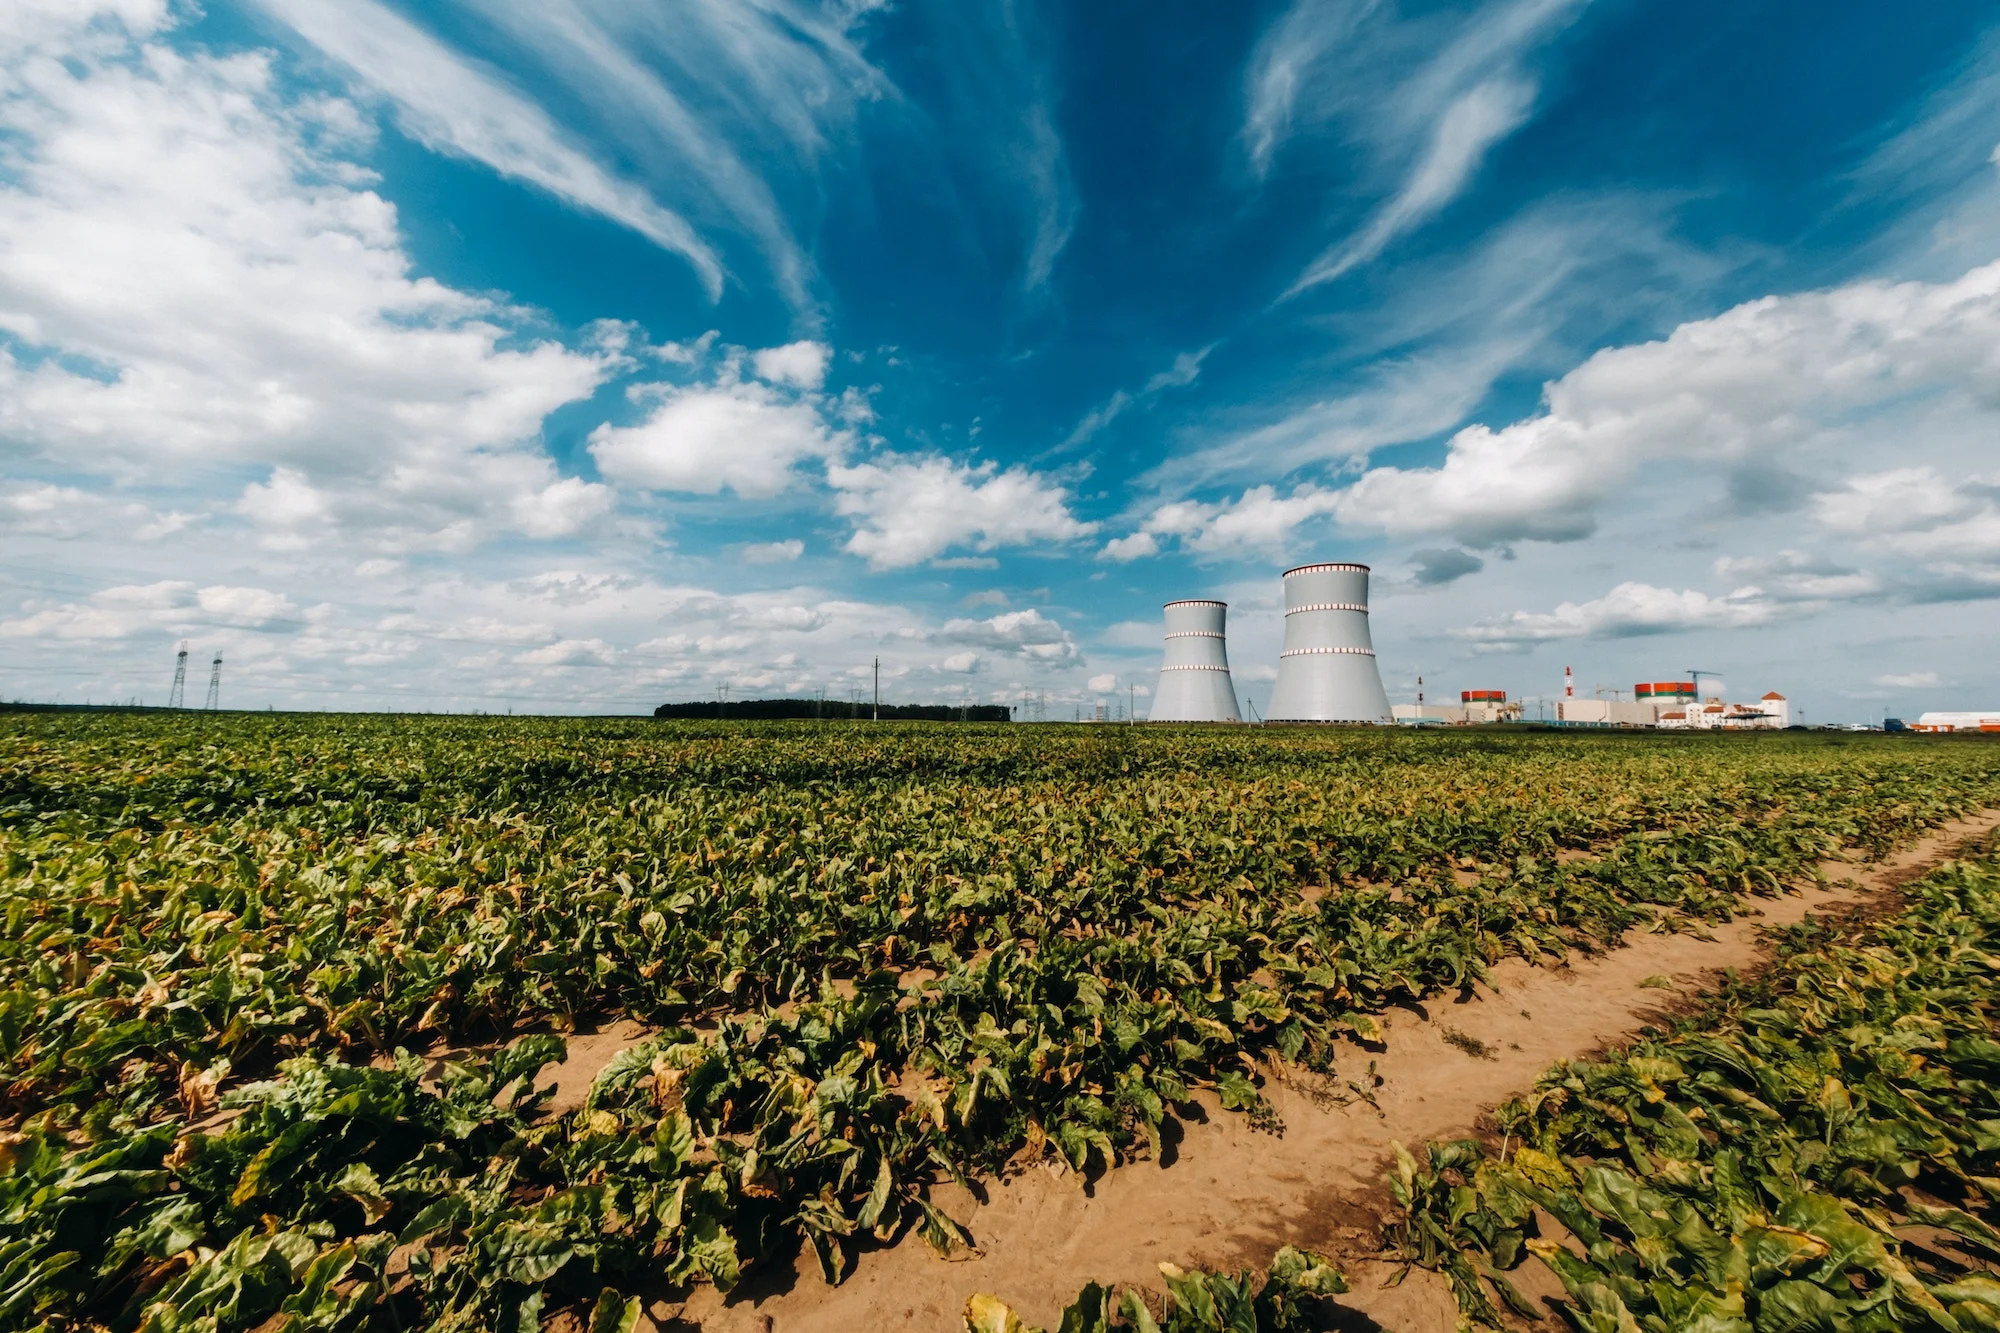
[2,713,1998,1333]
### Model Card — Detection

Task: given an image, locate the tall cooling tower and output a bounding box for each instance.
[1266,563,1393,723]
[1150,600,1242,723]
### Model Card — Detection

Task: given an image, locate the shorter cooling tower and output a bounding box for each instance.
[1266,562,1392,723]
[1150,599,1242,723]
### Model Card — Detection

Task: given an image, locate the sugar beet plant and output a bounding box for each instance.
[1,714,1996,1330]
[1389,839,2000,1331]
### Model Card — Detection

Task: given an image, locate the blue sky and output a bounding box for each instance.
[2,0,1997,721]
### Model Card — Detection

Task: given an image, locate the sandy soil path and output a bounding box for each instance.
[641,809,2000,1333]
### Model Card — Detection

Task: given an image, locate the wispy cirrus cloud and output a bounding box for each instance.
[248,0,725,297]
[1148,194,1724,491]
[1245,0,1591,293]
[443,0,893,315]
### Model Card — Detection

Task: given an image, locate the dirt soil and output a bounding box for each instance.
[615,809,2000,1333]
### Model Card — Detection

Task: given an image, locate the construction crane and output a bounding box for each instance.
[1688,668,1722,700]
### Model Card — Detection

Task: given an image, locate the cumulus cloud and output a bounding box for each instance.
[0,581,298,639]
[1458,581,1781,649]
[829,456,1094,570]
[0,483,184,541]
[740,539,806,565]
[1086,672,1118,693]
[1099,532,1160,562]
[751,341,833,391]
[1410,547,1486,585]
[0,20,618,553]
[1331,260,2000,546]
[1814,468,2000,566]
[937,608,1080,663]
[589,380,845,498]
[1103,485,1338,561]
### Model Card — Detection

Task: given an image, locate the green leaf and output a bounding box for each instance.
[588,1287,640,1333]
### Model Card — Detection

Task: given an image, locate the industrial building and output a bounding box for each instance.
[1149,599,1242,723]
[1394,680,1791,728]
[1266,563,1393,723]
[1911,712,2000,733]
[1393,690,1521,725]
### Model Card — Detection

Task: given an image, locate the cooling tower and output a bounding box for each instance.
[1266,562,1393,723]
[1150,599,1242,723]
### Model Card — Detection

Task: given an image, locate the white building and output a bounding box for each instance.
[1557,698,1660,727]
[1912,712,2000,733]
[1657,696,1786,730]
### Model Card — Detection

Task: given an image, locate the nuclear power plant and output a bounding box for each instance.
[1148,562,1392,725]
[1149,599,1242,723]
[1266,562,1393,723]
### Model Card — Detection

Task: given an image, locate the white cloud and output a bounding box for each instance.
[0,24,618,554]
[1876,671,1942,689]
[511,476,616,540]
[1710,551,1882,603]
[752,341,833,391]
[520,637,617,666]
[741,539,806,565]
[1062,345,1214,451]
[1156,197,1725,491]
[1250,0,1589,290]
[1099,531,1160,562]
[828,455,1094,570]
[1330,260,2000,546]
[5,0,168,58]
[1086,672,1117,693]
[940,651,982,673]
[937,608,1080,663]
[0,580,297,638]
[1295,77,1536,290]
[1457,581,1781,648]
[442,0,900,312]
[0,483,182,541]
[1143,346,1213,393]
[589,380,845,498]
[247,0,722,295]
[195,585,299,626]
[1813,468,2000,568]
[1105,484,1339,561]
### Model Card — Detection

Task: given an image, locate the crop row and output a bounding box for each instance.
[1,717,1997,1331]
[1390,835,2000,1331]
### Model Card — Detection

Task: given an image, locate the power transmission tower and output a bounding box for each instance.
[204,653,222,710]
[872,657,879,721]
[168,641,188,709]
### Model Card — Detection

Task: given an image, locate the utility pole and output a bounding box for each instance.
[872,657,879,721]
[204,653,222,710]
[168,641,188,709]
